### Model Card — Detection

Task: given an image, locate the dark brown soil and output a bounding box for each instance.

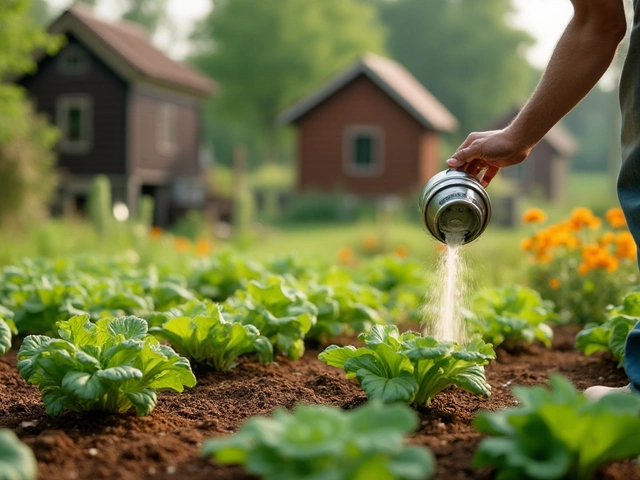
[0,326,637,480]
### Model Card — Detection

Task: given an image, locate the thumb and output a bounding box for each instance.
[446,143,481,168]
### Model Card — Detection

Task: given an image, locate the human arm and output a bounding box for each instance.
[447,0,627,186]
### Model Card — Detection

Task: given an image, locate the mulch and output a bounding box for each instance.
[0,326,637,480]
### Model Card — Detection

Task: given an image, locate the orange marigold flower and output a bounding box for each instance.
[549,278,561,289]
[338,247,354,265]
[570,207,597,231]
[150,226,163,240]
[395,246,409,258]
[522,208,547,224]
[363,235,378,250]
[605,256,620,272]
[520,238,534,251]
[601,232,616,247]
[195,239,213,257]
[173,237,191,253]
[578,263,590,276]
[606,208,627,228]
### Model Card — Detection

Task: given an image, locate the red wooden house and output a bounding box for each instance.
[280,53,457,197]
[17,5,215,225]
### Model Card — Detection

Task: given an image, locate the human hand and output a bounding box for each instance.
[446,129,533,187]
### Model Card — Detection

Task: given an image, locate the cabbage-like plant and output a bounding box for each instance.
[150,301,273,370]
[319,325,495,406]
[474,375,640,480]
[224,276,317,360]
[575,293,640,367]
[0,317,16,356]
[0,429,37,480]
[17,315,196,416]
[466,285,555,348]
[202,401,435,480]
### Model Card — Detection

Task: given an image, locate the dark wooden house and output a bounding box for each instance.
[490,107,578,202]
[17,5,215,225]
[279,53,457,197]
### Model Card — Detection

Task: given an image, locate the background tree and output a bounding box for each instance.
[28,0,52,25]
[0,0,62,228]
[190,0,386,166]
[119,0,169,35]
[372,0,535,136]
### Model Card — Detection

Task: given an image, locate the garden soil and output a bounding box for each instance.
[1,326,637,480]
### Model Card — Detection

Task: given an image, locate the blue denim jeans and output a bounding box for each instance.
[618,0,640,392]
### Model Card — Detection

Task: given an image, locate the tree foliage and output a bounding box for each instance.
[0,0,62,229]
[120,0,169,35]
[369,0,535,135]
[190,0,386,163]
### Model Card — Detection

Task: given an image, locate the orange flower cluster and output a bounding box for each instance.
[578,244,619,274]
[395,245,409,258]
[173,237,191,253]
[569,208,601,231]
[150,226,163,240]
[338,247,354,266]
[520,207,637,274]
[522,208,547,224]
[195,239,214,257]
[362,236,379,250]
[606,208,627,228]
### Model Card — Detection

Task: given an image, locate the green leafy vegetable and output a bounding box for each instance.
[0,314,16,356]
[319,325,495,406]
[225,276,317,360]
[0,429,37,480]
[576,293,640,366]
[189,251,264,301]
[473,374,640,480]
[150,301,273,370]
[17,315,196,416]
[466,285,555,348]
[202,401,435,480]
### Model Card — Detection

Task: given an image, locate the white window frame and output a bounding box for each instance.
[157,103,178,156]
[57,45,90,75]
[342,125,384,177]
[56,94,93,154]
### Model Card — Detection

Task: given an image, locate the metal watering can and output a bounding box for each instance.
[419,169,492,245]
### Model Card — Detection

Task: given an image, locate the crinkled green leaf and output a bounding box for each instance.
[0,429,37,480]
[0,319,12,356]
[61,371,106,400]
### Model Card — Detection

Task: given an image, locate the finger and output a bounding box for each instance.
[480,166,500,187]
[447,143,481,167]
[463,160,485,178]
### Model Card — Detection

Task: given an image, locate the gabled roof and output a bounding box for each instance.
[48,5,215,97]
[279,53,458,132]
[490,106,578,157]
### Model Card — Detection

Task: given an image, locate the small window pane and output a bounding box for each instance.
[68,107,82,141]
[354,135,373,166]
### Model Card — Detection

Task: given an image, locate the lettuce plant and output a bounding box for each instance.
[466,285,555,348]
[189,251,264,301]
[304,279,384,340]
[576,292,640,366]
[319,325,495,406]
[202,401,435,480]
[17,315,196,416]
[224,276,317,360]
[0,317,16,356]
[0,429,37,480]
[473,374,640,480]
[150,301,273,370]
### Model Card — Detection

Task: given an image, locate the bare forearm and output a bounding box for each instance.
[507,12,625,149]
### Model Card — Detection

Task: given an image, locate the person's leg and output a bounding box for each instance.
[624,321,640,392]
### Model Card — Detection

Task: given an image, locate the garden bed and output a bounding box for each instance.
[0,326,637,480]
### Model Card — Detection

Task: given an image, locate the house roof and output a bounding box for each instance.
[279,53,458,132]
[48,5,215,96]
[490,106,578,157]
